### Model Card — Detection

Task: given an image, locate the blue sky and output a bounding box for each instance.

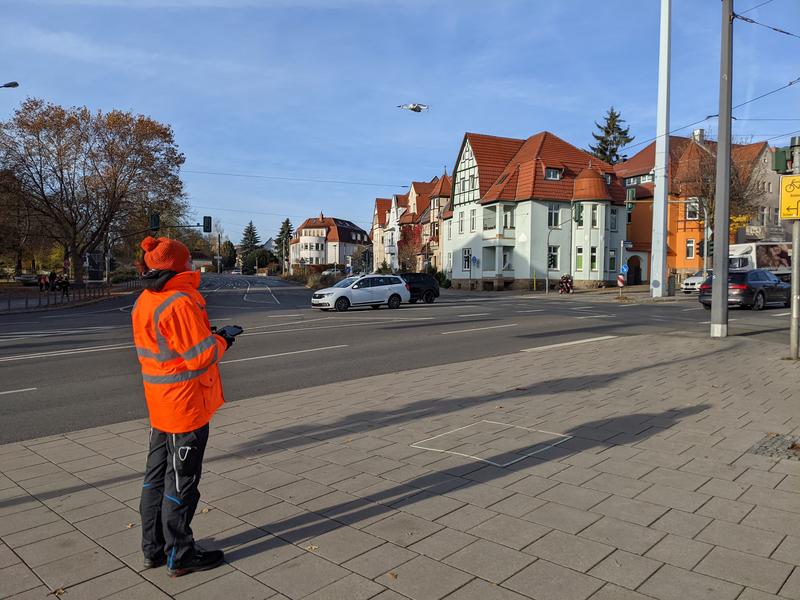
[2,0,799,243]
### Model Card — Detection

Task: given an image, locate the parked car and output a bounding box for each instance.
[311,274,410,311]
[13,274,39,286]
[698,269,790,310]
[682,270,712,294]
[230,269,242,275]
[400,272,440,304]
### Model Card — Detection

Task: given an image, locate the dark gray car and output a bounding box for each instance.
[698,269,790,310]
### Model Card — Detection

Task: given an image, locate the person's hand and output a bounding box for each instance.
[218,332,235,349]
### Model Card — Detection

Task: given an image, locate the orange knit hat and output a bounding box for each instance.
[140,236,191,272]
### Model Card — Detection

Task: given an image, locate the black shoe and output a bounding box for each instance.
[143,554,166,569]
[167,549,225,578]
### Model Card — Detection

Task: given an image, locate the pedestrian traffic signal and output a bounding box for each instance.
[148,213,160,232]
[203,216,212,233]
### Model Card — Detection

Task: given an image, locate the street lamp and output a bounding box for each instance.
[1,82,19,88]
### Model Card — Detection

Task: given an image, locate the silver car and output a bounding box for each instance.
[311,275,411,311]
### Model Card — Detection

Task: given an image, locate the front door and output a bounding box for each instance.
[350,278,374,304]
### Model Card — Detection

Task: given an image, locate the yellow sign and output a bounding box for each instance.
[780,174,800,220]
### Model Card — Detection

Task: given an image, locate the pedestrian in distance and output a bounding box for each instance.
[38,274,46,292]
[48,270,56,292]
[132,236,240,578]
[59,274,70,299]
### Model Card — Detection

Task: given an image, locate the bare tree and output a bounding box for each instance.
[0,98,185,283]
[397,224,422,272]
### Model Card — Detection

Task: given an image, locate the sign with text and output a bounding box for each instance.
[780,175,800,220]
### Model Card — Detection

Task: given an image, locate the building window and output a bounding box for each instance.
[470,209,476,232]
[627,210,633,224]
[458,212,464,234]
[604,173,612,185]
[576,247,584,271]
[609,249,617,272]
[590,247,598,271]
[432,222,439,238]
[448,220,452,240]
[432,198,439,210]
[759,207,768,227]
[548,203,560,228]
[462,248,472,270]
[469,174,475,190]
[591,205,599,228]
[447,252,452,270]
[547,245,559,270]
[544,168,561,181]
[686,199,700,220]
[624,176,638,187]
[768,181,773,193]
[686,239,696,259]
[503,206,514,229]
[626,188,636,202]
[610,208,618,232]
[640,173,653,183]
[575,204,584,227]
[774,207,780,224]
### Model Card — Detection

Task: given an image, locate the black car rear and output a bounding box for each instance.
[400,273,440,303]
[698,268,790,310]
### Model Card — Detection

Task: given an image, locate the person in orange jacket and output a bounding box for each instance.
[132,236,239,577]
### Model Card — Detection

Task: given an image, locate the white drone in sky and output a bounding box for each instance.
[397,103,430,113]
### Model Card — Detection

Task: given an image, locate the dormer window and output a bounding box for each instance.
[604,174,612,185]
[544,168,561,181]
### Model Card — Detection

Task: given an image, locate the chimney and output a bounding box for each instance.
[692,128,705,144]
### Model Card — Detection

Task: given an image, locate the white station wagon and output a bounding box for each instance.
[311,275,411,311]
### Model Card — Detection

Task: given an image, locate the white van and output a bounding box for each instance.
[729,242,792,281]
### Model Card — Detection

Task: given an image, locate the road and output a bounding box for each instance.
[0,273,791,443]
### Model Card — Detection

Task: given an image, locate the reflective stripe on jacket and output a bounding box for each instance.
[132,270,227,433]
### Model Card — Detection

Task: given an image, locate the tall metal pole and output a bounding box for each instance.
[217,233,221,274]
[710,0,734,339]
[650,0,671,297]
[790,141,800,357]
[703,205,710,277]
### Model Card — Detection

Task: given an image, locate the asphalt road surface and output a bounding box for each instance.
[0,273,791,443]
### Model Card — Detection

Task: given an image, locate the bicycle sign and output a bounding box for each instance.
[780,175,800,220]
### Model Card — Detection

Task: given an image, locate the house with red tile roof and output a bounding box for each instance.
[370,198,392,270]
[289,213,370,274]
[442,131,627,290]
[616,129,780,282]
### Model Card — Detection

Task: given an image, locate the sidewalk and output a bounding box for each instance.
[3,333,800,599]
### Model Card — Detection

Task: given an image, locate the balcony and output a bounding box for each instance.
[482,227,516,246]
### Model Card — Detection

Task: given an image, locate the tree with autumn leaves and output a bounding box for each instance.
[0,98,187,282]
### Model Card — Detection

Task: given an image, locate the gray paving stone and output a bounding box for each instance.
[445,482,515,508]
[225,534,304,576]
[696,477,748,500]
[304,524,383,564]
[392,491,465,522]
[742,505,800,537]
[255,553,349,599]
[644,534,713,570]
[441,578,528,600]
[523,501,601,534]
[695,546,793,594]
[771,534,800,565]
[588,582,661,600]
[486,493,545,518]
[407,527,476,561]
[363,512,443,548]
[695,496,754,523]
[780,567,800,598]
[304,572,385,600]
[696,519,783,557]
[32,546,122,590]
[504,559,604,600]
[0,506,59,536]
[435,505,496,532]
[582,472,651,499]
[444,539,534,583]
[740,485,800,514]
[211,489,282,517]
[0,543,20,569]
[580,516,664,555]
[141,561,234,596]
[536,483,609,511]
[591,494,668,526]
[2,519,75,549]
[467,514,549,550]
[55,567,142,600]
[638,564,742,600]
[375,555,473,600]
[587,549,661,589]
[636,484,709,512]
[343,542,417,579]
[16,530,95,567]
[524,530,614,573]
[174,569,276,600]
[651,509,711,538]
[0,563,42,598]
[72,506,139,538]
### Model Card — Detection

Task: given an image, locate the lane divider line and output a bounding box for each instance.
[221,345,347,364]
[0,343,134,362]
[515,309,544,313]
[457,313,490,317]
[575,314,616,319]
[0,387,37,396]
[441,324,518,335]
[521,335,618,352]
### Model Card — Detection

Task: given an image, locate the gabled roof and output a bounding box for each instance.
[613,136,692,179]
[462,133,527,197]
[430,173,452,198]
[373,198,392,227]
[479,131,625,204]
[293,213,370,244]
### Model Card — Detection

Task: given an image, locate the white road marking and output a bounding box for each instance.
[575,314,616,319]
[458,313,490,317]
[221,344,347,364]
[700,319,738,324]
[264,282,280,304]
[773,312,792,317]
[246,317,332,330]
[515,309,544,313]
[682,307,704,311]
[520,335,618,352]
[0,343,134,362]
[568,306,594,310]
[267,314,302,318]
[0,387,37,396]
[441,324,518,335]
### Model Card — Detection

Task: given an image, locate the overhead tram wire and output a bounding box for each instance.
[182,169,408,189]
[622,74,800,153]
[738,0,775,15]
[734,13,800,41]
[189,204,374,227]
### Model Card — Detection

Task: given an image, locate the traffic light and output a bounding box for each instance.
[773,147,792,174]
[148,213,160,232]
[626,202,635,212]
[203,216,212,233]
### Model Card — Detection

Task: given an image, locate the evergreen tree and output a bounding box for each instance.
[239,221,261,258]
[220,240,237,269]
[275,218,294,265]
[588,106,634,165]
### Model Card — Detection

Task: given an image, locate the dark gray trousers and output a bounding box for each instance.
[140,424,209,567]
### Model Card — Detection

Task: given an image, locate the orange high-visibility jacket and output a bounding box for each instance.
[132,271,228,433]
